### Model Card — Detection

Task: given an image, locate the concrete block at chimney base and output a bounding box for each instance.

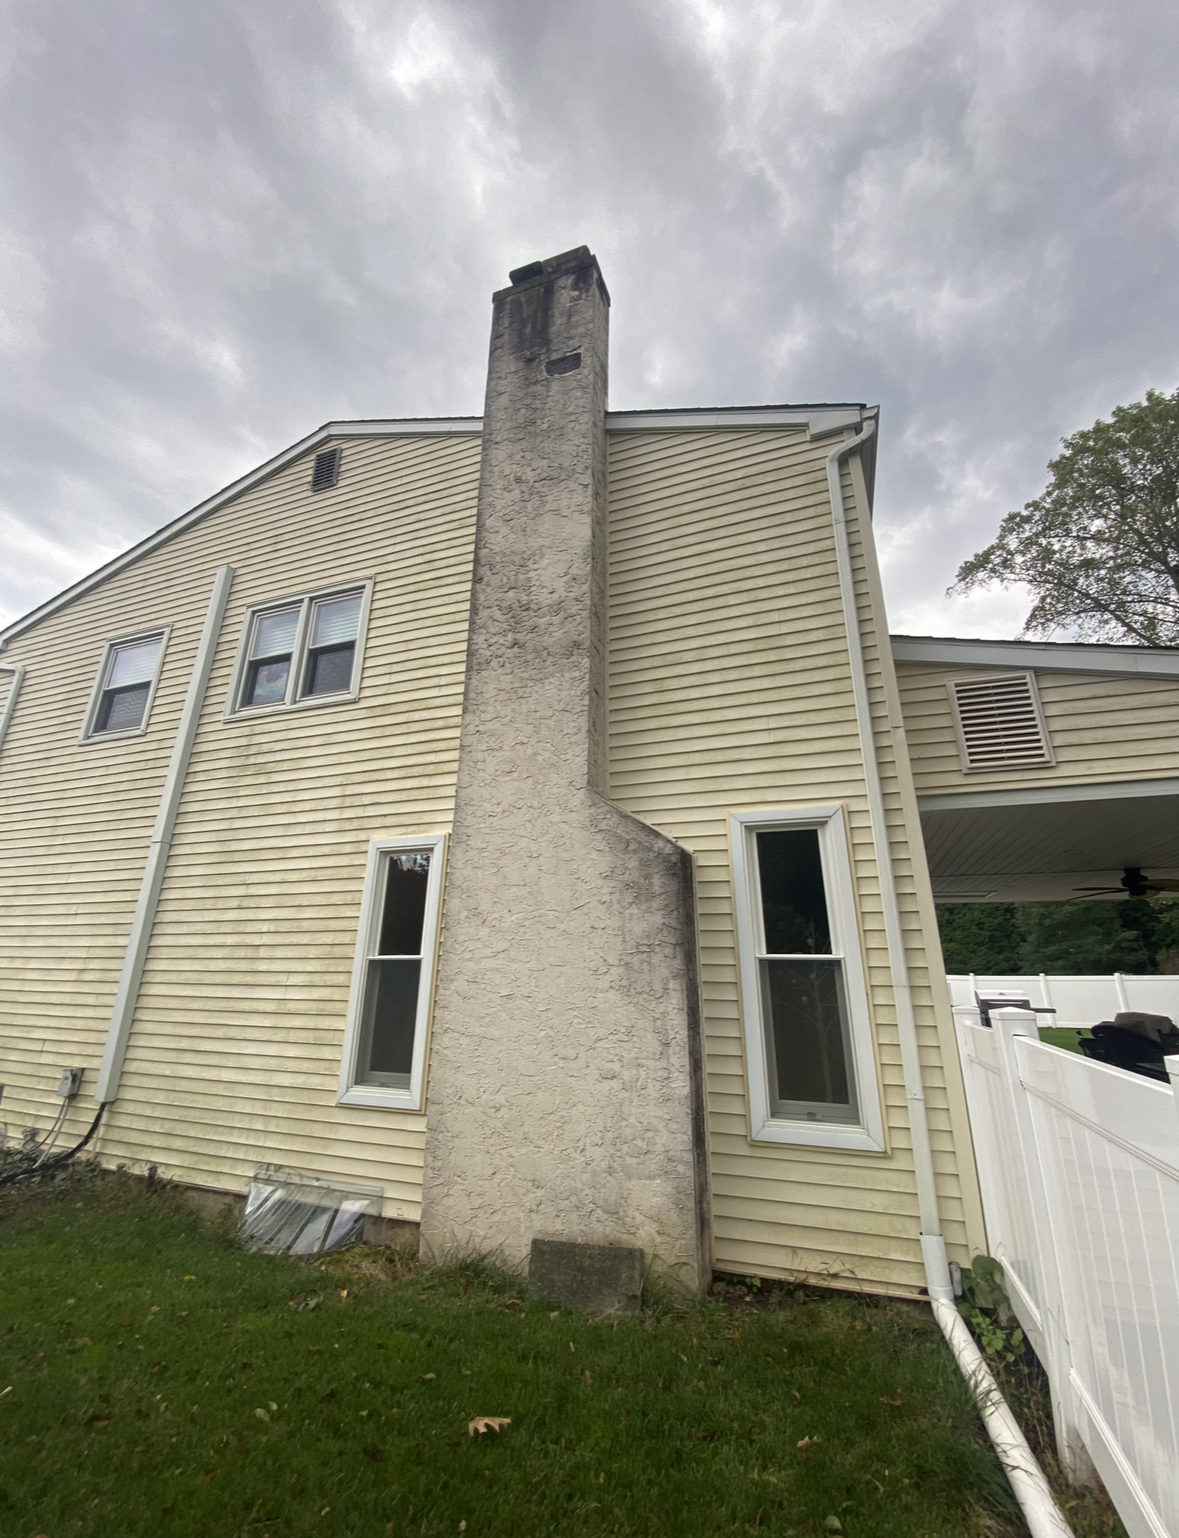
[527,1237,644,1315]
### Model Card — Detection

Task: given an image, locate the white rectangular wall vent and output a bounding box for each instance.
[948,671,1054,771]
[311,446,342,492]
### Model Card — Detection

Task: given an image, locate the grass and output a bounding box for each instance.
[1038,1027,1090,1054]
[0,1165,1026,1538]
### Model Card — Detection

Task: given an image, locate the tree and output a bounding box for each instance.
[952,388,1179,644]
[935,903,1021,973]
[1016,902,1149,975]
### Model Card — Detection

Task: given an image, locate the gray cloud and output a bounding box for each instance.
[3,0,1178,636]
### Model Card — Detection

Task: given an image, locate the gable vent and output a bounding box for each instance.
[311,447,342,492]
[948,672,1054,771]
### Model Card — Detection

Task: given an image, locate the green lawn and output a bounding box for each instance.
[0,1167,1022,1538]
[1038,1027,1089,1054]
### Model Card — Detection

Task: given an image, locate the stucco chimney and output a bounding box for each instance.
[419,248,708,1288]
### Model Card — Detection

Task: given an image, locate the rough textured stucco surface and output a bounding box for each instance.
[420,250,708,1287]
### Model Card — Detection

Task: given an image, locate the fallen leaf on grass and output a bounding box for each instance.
[797,1436,820,1449]
[468,1416,511,1437]
[582,1370,594,1386]
[880,1395,902,1406]
[254,1408,270,1422]
[84,1413,110,1428]
[319,1386,339,1402]
[182,1275,197,1282]
[421,1373,436,1381]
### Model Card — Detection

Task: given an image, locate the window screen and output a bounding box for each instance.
[754,828,858,1124]
[243,606,300,708]
[235,587,366,712]
[355,851,432,1089]
[304,593,361,697]
[91,636,164,735]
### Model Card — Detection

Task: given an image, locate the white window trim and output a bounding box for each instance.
[79,627,171,743]
[338,834,446,1111]
[224,579,373,720]
[730,806,886,1153]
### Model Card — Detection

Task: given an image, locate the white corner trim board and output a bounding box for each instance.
[0,663,25,759]
[94,565,235,1105]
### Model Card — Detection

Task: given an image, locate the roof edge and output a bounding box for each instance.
[0,417,483,649]
[3,404,876,648]
[891,633,1179,680]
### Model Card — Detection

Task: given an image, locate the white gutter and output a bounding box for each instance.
[94,565,234,1104]
[825,429,1074,1538]
[0,664,25,759]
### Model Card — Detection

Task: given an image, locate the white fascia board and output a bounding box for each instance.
[892,634,1179,680]
[0,417,484,650]
[606,406,866,435]
[917,776,1179,813]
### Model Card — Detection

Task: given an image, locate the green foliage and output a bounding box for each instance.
[937,898,1179,975]
[935,904,1022,973]
[1016,902,1149,975]
[952,387,1179,643]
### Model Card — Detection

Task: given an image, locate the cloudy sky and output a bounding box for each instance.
[3,0,1178,636]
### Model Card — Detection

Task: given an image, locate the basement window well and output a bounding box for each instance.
[228,582,372,716]
[82,630,167,739]
[338,835,446,1110]
[730,807,885,1152]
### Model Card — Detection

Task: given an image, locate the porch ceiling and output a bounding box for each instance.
[917,779,1179,903]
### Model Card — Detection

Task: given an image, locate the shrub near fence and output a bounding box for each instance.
[954,1007,1179,1538]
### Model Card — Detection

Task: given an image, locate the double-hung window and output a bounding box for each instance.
[731,808,884,1151]
[231,584,370,714]
[339,836,445,1109]
[83,631,167,739]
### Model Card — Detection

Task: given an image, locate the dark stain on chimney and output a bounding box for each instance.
[545,352,582,377]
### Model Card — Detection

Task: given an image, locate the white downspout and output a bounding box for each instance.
[0,664,25,759]
[825,427,1073,1538]
[94,565,234,1104]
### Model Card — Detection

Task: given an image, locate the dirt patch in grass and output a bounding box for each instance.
[0,1164,1026,1537]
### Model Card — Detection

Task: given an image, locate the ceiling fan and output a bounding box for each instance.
[1073,867,1179,900]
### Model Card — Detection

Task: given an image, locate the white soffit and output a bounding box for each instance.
[892,634,1179,681]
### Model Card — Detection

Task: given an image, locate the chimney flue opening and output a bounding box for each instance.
[508,261,544,285]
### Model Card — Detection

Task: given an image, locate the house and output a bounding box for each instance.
[2,247,1177,1299]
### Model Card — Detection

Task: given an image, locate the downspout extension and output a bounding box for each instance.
[825,427,1074,1538]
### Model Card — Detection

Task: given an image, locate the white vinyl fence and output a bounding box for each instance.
[955,1007,1179,1538]
[948,974,1179,1028]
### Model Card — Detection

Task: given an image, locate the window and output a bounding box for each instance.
[338,836,445,1109]
[83,631,167,739]
[731,808,884,1151]
[230,584,370,715]
[948,672,1054,771]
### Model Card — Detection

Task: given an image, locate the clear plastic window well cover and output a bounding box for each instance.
[240,1166,383,1256]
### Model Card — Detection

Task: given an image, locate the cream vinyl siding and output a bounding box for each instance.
[897,663,1179,797]
[0,433,480,1218]
[607,428,984,1295]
